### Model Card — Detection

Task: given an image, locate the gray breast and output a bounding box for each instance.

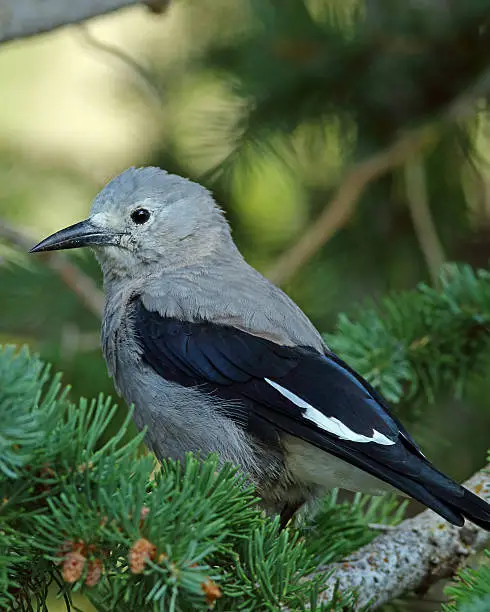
[104,295,280,487]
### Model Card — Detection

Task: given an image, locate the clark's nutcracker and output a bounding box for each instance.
[31,166,490,530]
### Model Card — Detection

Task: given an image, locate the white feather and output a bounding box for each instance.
[264,378,395,446]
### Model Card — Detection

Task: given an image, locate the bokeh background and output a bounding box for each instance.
[1,4,490,602]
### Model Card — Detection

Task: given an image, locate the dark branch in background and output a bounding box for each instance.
[76,25,165,108]
[0,1,141,44]
[0,0,171,45]
[0,220,104,318]
[404,156,446,286]
[313,464,490,611]
[267,70,490,286]
[266,125,438,285]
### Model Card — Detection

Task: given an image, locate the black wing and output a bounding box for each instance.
[132,297,490,529]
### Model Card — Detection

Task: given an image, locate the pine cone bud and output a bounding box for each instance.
[85,558,103,587]
[129,538,156,574]
[201,579,222,606]
[62,551,86,583]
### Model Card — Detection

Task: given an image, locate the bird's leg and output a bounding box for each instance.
[279,500,304,530]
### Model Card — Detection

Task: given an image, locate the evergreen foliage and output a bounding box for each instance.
[326,264,490,408]
[444,551,490,612]
[0,346,397,611]
[1,264,489,610]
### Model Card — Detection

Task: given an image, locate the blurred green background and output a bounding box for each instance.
[1,0,490,575]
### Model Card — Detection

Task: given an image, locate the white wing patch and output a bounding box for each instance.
[264,378,395,446]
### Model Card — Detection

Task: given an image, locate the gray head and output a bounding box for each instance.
[30,167,236,281]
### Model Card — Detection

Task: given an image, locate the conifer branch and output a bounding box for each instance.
[314,464,490,610]
[444,550,490,610]
[0,220,104,318]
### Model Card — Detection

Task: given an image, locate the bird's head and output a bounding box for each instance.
[30,167,233,280]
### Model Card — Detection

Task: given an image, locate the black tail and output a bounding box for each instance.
[376,462,490,529]
[377,459,490,529]
[423,472,490,530]
[318,426,490,529]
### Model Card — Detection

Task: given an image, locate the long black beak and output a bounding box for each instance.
[29,219,119,253]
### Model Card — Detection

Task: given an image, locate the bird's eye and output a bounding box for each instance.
[131,208,151,225]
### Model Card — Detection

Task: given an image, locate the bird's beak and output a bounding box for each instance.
[29,218,120,253]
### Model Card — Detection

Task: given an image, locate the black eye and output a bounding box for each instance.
[131,208,151,225]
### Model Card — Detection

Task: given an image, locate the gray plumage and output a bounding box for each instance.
[30,166,490,530]
[93,167,352,512]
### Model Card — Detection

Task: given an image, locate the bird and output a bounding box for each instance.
[30,166,490,531]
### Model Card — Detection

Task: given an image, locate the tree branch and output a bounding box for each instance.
[315,464,490,610]
[76,24,164,108]
[267,125,438,285]
[0,1,145,44]
[0,220,104,318]
[267,69,490,286]
[404,156,446,286]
